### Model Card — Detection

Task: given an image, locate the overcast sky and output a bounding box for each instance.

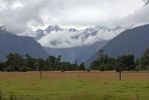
[0,0,148,34]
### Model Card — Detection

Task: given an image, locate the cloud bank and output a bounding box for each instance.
[0,0,145,34]
[37,25,125,48]
[120,5,149,27]
[1,0,149,48]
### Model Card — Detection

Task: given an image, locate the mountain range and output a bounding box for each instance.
[3,23,147,65]
[37,25,125,47]
[86,24,149,66]
[44,40,107,63]
[23,25,126,63]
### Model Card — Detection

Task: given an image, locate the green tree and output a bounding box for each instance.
[79,62,85,71]
[25,54,35,70]
[116,54,135,71]
[61,62,72,71]
[46,56,57,71]
[90,60,100,70]
[99,63,105,71]
[34,58,46,79]
[35,58,45,71]
[98,50,107,64]
[6,52,25,71]
[72,60,79,71]
[0,61,5,71]
[140,49,149,70]
[135,59,142,72]
[55,55,62,70]
[90,50,116,71]
[98,50,115,71]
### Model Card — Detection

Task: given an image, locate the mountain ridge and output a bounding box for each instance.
[86,24,149,66]
[0,27,49,60]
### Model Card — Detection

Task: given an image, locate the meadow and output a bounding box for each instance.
[0,71,149,100]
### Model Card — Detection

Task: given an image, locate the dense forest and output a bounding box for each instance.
[90,49,149,72]
[0,53,85,72]
[0,49,149,72]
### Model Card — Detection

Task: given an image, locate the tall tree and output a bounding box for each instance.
[135,59,142,72]
[56,55,62,70]
[6,52,25,71]
[140,49,149,70]
[0,61,5,71]
[61,62,72,71]
[25,54,35,70]
[46,56,57,71]
[79,62,85,71]
[98,50,115,71]
[34,58,46,79]
[116,54,135,71]
[90,60,100,70]
[98,49,107,64]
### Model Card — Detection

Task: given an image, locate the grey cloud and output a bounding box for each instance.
[120,5,149,27]
[0,0,145,34]
[0,0,47,33]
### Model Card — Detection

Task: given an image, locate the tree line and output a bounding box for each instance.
[90,49,149,72]
[0,53,85,72]
[1,49,149,72]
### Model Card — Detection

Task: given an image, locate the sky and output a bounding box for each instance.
[0,0,147,34]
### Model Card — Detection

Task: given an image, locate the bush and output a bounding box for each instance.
[4,66,15,72]
[99,64,105,72]
[61,69,65,73]
[18,66,31,72]
[86,68,90,72]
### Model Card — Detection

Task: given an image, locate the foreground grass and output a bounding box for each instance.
[0,72,149,100]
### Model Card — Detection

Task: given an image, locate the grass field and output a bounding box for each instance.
[0,71,149,100]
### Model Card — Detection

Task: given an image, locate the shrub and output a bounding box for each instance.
[86,68,90,72]
[18,66,31,72]
[99,64,105,72]
[61,69,65,73]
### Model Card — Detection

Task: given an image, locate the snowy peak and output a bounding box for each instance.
[45,25,63,33]
[84,27,97,34]
[20,25,126,48]
[0,26,6,33]
[86,24,149,65]
[68,28,78,32]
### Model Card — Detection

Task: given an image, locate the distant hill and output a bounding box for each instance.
[44,40,108,63]
[21,25,125,48]
[86,24,149,66]
[0,27,49,60]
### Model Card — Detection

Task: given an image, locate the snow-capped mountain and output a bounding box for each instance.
[45,25,63,33]
[37,25,126,63]
[25,25,126,48]
[17,25,127,63]
[86,24,149,66]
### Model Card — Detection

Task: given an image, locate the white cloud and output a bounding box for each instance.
[0,0,144,34]
[1,0,149,48]
[37,26,125,48]
[119,5,149,27]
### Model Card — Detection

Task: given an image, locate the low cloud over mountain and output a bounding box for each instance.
[25,25,126,48]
